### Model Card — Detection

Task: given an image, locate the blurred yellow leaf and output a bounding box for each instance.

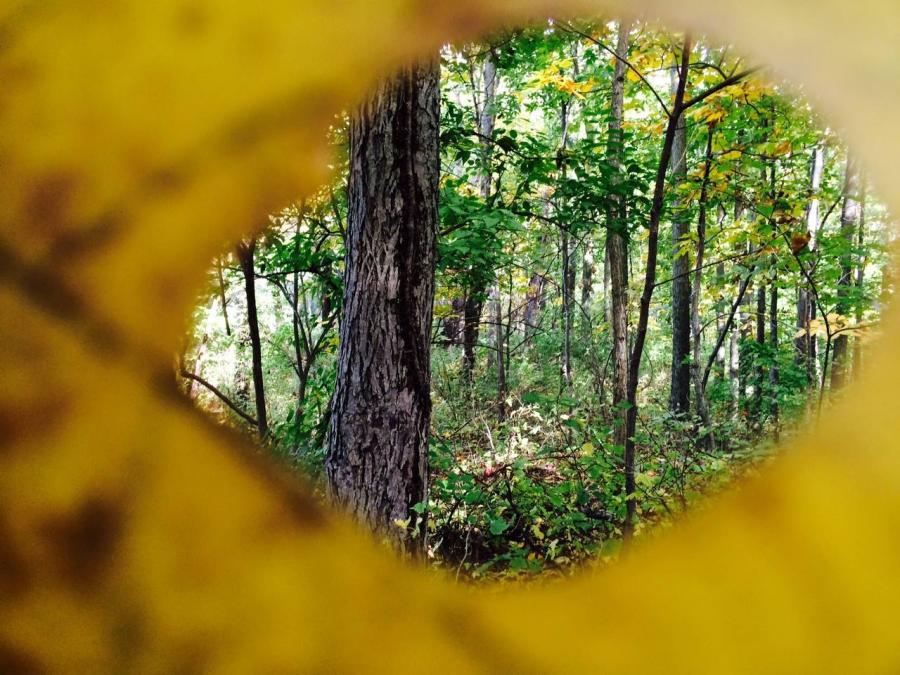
[1,0,900,674]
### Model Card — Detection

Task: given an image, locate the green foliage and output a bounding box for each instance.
[185,19,894,581]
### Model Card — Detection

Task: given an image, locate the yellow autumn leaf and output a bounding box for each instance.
[1,1,900,674]
[774,139,793,156]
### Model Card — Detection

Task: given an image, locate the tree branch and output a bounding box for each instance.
[179,369,258,427]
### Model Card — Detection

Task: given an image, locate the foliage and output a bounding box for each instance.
[185,20,894,580]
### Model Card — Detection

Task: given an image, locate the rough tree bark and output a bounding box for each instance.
[325,60,439,553]
[236,238,268,437]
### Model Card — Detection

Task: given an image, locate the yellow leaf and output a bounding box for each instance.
[2,1,900,675]
[774,139,793,156]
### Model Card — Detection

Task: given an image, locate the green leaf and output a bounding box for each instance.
[489,517,509,535]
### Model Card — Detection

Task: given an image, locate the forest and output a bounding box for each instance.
[180,18,893,580]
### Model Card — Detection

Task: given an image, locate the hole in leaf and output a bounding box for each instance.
[180,16,896,581]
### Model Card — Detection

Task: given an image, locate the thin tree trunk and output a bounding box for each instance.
[714,214,727,382]
[668,66,691,416]
[738,280,752,415]
[463,50,499,383]
[581,241,594,333]
[729,323,740,415]
[560,225,574,391]
[831,154,861,389]
[768,153,779,438]
[491,285,507,420]
[325,60,439,554]
[236,238,268,437]
[769,276,779,441]
[852,182,867,378]
[292,218,307,417]
[216,258,232,336]
[606,20,631,484]
[625,36,692,540]
[524,273,544,339]
[796,146,824,382]
[691,126,714,448]
[557,98,574,392]
[480,53,506,410]
[754,276,766,423]
[462,296,482,380]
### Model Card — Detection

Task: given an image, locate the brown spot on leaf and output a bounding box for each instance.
[0,511,31,600]
[175,2,211,36]
[40,495,124,589]
[0,640,44,675]
[26,172,80,234]
[0,395,70,450]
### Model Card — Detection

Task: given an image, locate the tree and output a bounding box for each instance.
[236,238,269,437]
[831,154,861,389]
[325,61,440,553]
[183,19,890,570]
[691,124,715,446]
[606,19,632,491]
[623,36,692,538]
[796,146,824,383]
[463,50,500,382]
[669,65,692,416]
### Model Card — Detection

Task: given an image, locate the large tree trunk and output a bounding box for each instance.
[325,61,439,553]
[606,20,631,475]
[831,154,861,390]
[668,67,691,416]
[236,239,268,437]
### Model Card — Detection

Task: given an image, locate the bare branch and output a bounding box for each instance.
[179,369,258,427]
